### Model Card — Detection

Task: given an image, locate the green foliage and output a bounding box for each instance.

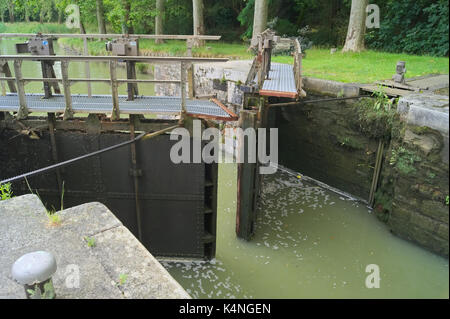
[46,210,61,226]
[366,0,449,56]
[371,86,396,112]
[390,146,422,175]
[352,97,399,141]
[446,195,449,206]
[374,189,392,223]
[26,282,55,299]
[0,183,13,200]
[84,236,96,248]
[118,273,128,286]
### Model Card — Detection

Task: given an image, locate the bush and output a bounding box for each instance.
[366,0,449,56]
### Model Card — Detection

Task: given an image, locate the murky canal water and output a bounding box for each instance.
[163,163,448,299]
[1,38,448,299]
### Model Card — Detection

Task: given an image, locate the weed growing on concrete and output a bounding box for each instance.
[24,177,62,226]
[84,236,96,248]
[118,273,128,286]
[27,282,55,299]
[0,183,12,200]
[46,210,61,226]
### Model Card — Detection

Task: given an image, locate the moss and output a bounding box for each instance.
[374,189,392,223]
[409,126,436,135]
[390,146,422,175]
[336,135,366,150]
[350,98,400,142]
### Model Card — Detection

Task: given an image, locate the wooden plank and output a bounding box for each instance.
[259,89,298,99]
[236,110,258,240]
[210,98,239,121]
[13,60,28,119]
[374,80,417,91]
[109,61,120,121]
[0,55,229,63]
[61,61,74,120]
[359,84,410,97]
[0,33,221,40]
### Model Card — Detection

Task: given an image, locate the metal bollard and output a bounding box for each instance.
[11,251,57,299]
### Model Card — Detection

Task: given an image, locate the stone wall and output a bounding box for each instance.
[376,93,449,257]
[272,87,449,257]
[271,97,380,200]
[154,60,254,116]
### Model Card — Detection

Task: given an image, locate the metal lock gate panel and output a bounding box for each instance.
[0,129,218,259]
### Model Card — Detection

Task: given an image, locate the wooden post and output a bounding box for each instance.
[110,60,120,121]
[179,62,187,123]
[61,61,74,120]
[369,141,384,207]
[236,110,258,240]
[13,60,28,120]
[129,114,143,242]
[0,61,17,93]
[188,64,195,99]
[83,38,92,97]
[126,61,138,101]
[47,112,63,195]
[41,61,52,98]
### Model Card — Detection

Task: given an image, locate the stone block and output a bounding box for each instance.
[421,200,449,224]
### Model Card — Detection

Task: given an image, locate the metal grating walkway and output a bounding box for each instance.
[0,93,237,120]
[260,63,298,98]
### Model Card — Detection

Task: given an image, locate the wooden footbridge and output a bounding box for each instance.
[0,55,237,121]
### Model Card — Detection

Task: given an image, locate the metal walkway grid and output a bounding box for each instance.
[260,63,298,98]
[0,93,236,120]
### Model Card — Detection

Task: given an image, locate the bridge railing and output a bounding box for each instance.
[293,38,306,97]
[0,55,228,120]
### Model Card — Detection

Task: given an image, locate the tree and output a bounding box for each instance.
[121,0,133,34]
[96,0,106,33]
[7,0,14,22]
[251,0,268,46]
[342,0,368,52]
[192,0,204,46]
[0,0,8,23]
[155,0,164,43]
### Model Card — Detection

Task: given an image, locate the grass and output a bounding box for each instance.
[275,49,449,83]
[0,22,75,36]
[2,22,448,83]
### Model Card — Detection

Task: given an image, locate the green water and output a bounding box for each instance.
[162,163,449,299]
[0,38,154,96]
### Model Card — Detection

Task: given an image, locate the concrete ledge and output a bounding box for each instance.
[398,93,449,163]
[0,195,190,299]
[303,77,360,97]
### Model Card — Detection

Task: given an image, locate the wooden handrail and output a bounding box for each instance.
[0,33,221,40]
[0,55,228,63]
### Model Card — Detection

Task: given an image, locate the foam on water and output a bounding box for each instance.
[163,163,449,298]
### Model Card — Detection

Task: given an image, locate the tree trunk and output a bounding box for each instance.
[96,0,107,34]
[25,7,30,22]
[57,9,62,24]
[155,0,165,44]
[8,3,14,23]
[251,0,268,47]
[192,0,205,47]
[342,0,368,52]
[121,0,134,34]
